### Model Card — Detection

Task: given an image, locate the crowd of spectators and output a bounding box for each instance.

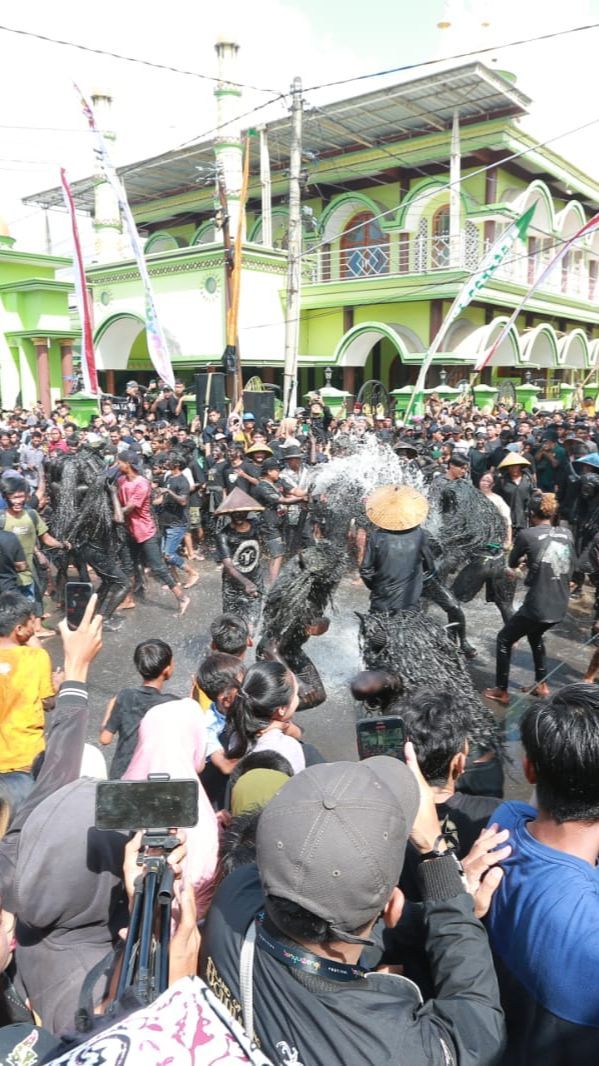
[1,381,599,1062]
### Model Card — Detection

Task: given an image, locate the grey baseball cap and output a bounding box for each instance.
[256,757,419,942]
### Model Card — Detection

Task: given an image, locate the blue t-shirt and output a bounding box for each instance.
[204,701,227,759]
[486,801,599,1027]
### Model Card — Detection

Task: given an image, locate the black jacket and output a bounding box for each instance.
[200,858,505,1066]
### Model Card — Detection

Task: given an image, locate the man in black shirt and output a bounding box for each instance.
[0,529,27,594]
[155,453,198,589]
[0,432,20,471]
[360,484,433,613]
[484,492,574,705]
[151,384,179,423]
[214,486,265,630]
[200,756,506,1066]
[253,458,307,583]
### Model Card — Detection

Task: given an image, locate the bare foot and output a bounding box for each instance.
[118,597,136,611]
[178,595,190,616]
[520,683,550,698]
[482,687,510,705]
[183,572,200,590]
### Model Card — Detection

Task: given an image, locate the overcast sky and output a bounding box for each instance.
[2,0,598,255]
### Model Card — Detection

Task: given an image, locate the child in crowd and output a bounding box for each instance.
[194,613,251,712]
[210,612,252,658]
[99,639,177,779]
[227,660,306,774]
[194,652,246,808]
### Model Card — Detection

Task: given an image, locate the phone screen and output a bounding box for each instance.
[95,779,199,831]
[65,581,94,631]
[356,716,406,761]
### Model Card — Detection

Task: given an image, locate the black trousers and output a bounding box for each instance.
[130,534,176,590]
[82,543,129,619]
[496,609,554,690]
[423,577,468,647]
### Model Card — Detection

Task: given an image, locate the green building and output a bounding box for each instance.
[22,56,599,411]
[0,222,79,413]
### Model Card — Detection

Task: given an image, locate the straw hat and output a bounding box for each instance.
[365,484,429,531]
[214,487,264,514]
[245,443,273,457]
[497,452,531,469]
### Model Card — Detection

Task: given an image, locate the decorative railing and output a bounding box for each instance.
[302,236,597,303]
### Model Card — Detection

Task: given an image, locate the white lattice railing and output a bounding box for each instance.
[303,237,597,303]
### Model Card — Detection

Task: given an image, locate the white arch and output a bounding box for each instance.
[504,180,555,234]
[520,324,559,368]
[558,328,590,368]
[94,314,145,372]
[453,317,521,367]
[589,338,599,367]
[333,321,423,367]
[319,196,388,245]
[555,201,586,240]
[442,318,478,351]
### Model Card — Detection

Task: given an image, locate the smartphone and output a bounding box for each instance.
[95,778,199,831]
[356,716,406,761]
[65,581,94,631]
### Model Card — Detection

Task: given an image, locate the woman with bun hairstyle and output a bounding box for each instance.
[227,661,306,774]
[484,493,574,705]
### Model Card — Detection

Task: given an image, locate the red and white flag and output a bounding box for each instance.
[60,167,98,394]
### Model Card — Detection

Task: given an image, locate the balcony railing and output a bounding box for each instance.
[302,236,597,303]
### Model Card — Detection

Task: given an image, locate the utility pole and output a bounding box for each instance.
[283,76,303,417]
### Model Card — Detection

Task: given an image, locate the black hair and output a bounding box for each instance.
[166,451,185,470]
[1,476,27,499]
[210,613,249,656]
[395,689,472,785]
[133,638,173,680]
[265,896,369,946]
[0,592,34,636]
[521,684,599,823]
[228,661,295,759]
[229,749,294,789]
[196,652,245,702]
[220,811,261,879]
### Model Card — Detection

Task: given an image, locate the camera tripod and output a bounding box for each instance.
[114,830,180,1007]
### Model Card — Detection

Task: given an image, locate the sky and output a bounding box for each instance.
[2,0,599,255]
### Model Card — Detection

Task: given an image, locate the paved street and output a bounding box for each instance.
[42,556,597,802]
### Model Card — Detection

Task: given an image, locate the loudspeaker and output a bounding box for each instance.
[195,373,227,413]
[242,390,275,426]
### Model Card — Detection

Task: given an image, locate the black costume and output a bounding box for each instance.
[216,518,264,628]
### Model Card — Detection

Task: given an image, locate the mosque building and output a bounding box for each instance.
[8,26,599,414]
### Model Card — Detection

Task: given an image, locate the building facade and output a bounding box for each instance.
[22,58,599,409]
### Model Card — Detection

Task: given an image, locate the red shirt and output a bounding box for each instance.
[117,474,156,544]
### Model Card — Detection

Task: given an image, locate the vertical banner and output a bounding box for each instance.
[75,84,175,388]
[474,211,599,372]
[404,205,536,418]
[60,167,98,394]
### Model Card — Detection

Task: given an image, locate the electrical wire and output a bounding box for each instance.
[0,22,282,94]
[303,20,599,93]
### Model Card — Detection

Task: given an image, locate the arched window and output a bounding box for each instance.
[431,205,450,269]
[339,211,389,279]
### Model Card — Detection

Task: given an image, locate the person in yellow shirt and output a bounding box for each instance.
[0,592,60,813]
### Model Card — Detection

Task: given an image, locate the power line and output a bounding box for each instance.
[302,112,599,257]
[304,20,599,93]
[0,22,282,94]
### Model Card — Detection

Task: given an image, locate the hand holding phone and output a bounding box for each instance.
[356,715,406,761]
[65,581,94,631]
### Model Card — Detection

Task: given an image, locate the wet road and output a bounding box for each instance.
[42,556,596,802]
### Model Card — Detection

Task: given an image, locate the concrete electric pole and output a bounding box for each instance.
[283,76,303,417]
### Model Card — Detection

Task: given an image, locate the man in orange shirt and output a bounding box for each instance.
[0,592,60,812]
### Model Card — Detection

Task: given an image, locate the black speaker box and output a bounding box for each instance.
[242,390,275,426]
[195,373,227,413]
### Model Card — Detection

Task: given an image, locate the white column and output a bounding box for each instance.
[214,40,243,240]
[259,126,272,246]
[91,90,122,263]
[449,109,461,268]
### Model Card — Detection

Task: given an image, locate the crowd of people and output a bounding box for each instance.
[1,379,599,1063]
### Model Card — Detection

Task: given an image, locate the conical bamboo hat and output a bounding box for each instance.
[497,452,531,469]
[366,484,429,531]
[214,487,264,514]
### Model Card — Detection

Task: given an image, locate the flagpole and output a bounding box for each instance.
[403,205,536,422]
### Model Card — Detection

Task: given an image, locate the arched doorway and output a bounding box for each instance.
[340,211,389,279]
